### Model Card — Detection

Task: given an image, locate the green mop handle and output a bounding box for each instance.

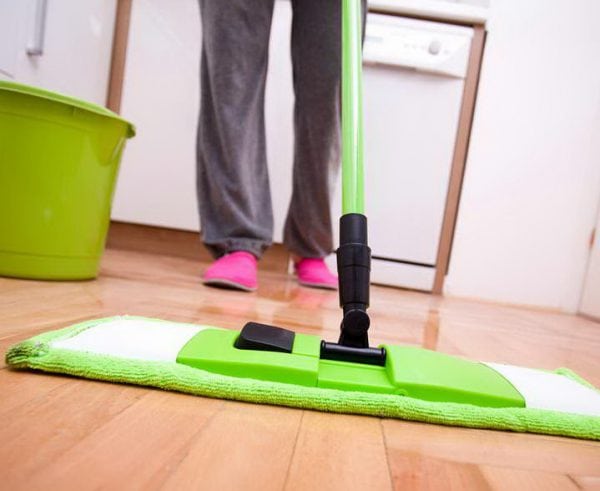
[335,0,373,350]
[341,0,364,214]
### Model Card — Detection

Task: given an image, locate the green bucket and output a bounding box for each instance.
[0,81,135,280]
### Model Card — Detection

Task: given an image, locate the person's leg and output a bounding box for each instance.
[284,0,367,260]
[283,0,341,259]
[197,0,275,259]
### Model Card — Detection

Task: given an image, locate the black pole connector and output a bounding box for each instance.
[320,341,386,366]
[315,213,386,366]
[336,213,372,349]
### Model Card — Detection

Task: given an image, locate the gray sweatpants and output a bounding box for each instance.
[197,0,366,259]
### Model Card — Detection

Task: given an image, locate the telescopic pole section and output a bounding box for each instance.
[341,0,364,215]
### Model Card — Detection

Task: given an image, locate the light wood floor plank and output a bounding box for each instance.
[285,412,393,490]
[161,401,303,491]
[571,475,600,490]
[17,390,223,490]
[385,452,492,490]
[0,378,148,488]
[480,466,580,491]
[382,419,600,476]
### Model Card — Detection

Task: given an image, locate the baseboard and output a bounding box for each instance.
[578,312,600,324]
[106,221,291,273]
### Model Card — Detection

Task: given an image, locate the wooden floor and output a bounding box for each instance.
[1,246,600,490]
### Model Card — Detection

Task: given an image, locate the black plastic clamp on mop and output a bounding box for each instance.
[320,213,386,366]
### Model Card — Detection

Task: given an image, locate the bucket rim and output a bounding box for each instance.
[0,80,135,138]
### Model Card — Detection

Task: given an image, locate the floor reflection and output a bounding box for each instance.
[422,309,440,351]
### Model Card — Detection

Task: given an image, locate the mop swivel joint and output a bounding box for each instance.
[320,214,386,366]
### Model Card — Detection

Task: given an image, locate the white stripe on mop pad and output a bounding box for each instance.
[52,318,205,362]
[486,362,600,417]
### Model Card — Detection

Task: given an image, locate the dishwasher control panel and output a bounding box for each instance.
[363,14,474,78]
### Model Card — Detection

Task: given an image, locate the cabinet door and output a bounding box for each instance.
[111,0,201,230]
[2,0,116,105]
[580,213,600,319]
[0,1,24,77]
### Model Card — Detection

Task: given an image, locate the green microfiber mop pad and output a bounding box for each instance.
[6,316,600,441]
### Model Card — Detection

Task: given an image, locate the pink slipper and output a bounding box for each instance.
[295,258,338,290]
[202,251,258,292]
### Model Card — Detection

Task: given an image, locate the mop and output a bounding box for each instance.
[6,0,600,440]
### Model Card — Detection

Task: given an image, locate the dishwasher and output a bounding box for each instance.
[358,14,474,290]
[265,5,475,291]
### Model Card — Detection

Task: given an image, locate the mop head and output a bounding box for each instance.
[6,316,600,440]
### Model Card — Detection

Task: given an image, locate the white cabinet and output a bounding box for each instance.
[111,0,201,230]
[0,0,116,106]
[0,1,21,77]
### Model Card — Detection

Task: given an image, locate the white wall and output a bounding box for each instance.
[445,0,600,312]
